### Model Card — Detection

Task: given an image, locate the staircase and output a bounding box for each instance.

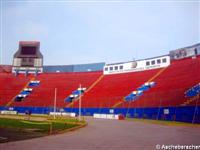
[6,77,35,107]
[181,94,200,106]
[112,67,168,108]
[67,74,104,108]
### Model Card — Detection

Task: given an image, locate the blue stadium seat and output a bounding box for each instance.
[185,83,200,97]
[65,87,87,103]
[124,81,155,101]
[65,97,73,102]
[29,81,40,87]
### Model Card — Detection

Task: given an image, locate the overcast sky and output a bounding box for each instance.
[0,0,199,65]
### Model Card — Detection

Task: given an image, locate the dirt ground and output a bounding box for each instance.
[0,115,48,143]
[0,128,46,143]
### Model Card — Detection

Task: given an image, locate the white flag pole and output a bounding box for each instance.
[79,84,82,121]
[53,88,57,119]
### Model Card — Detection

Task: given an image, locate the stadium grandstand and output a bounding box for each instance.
[0,41,200,123]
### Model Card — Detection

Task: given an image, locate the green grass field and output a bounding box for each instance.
[0,115,86,143]
[0,118,79,132]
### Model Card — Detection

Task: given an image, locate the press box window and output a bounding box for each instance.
[119,66,123,70]
[29,58,33,63]
[105,67,108,71]
[146,61,150,66]
[157,59,161,64]
[162,58,167,63]
[151,60,155,65]
[22,58,26,63]
[110,67,113,71]
[114,66,118,70]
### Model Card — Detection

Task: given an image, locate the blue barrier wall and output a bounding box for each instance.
[73,62,105,72]
[0,106,199,123]
[43,65,73,72]
[43,62,105,73]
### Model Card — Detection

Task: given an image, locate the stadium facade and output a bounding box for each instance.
[0,42,200,123]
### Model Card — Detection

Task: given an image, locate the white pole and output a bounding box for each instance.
[0,0,3,64]
[53,88,57,119]
[79,84,82,121]
[192,95,199,124]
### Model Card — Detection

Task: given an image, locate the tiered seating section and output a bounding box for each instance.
[0,73,31,106]
[0,56,199,110]
[118,56,200,108]
[15,88,33,102]
[185,83,200,97]
[10,71,102,107]
[0,65,12,73]
[14,81,40,102]
[73,68,161,108]
[65,87,86,102]
[125,82,155,101]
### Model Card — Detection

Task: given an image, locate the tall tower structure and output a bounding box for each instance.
[12,41,43,73]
